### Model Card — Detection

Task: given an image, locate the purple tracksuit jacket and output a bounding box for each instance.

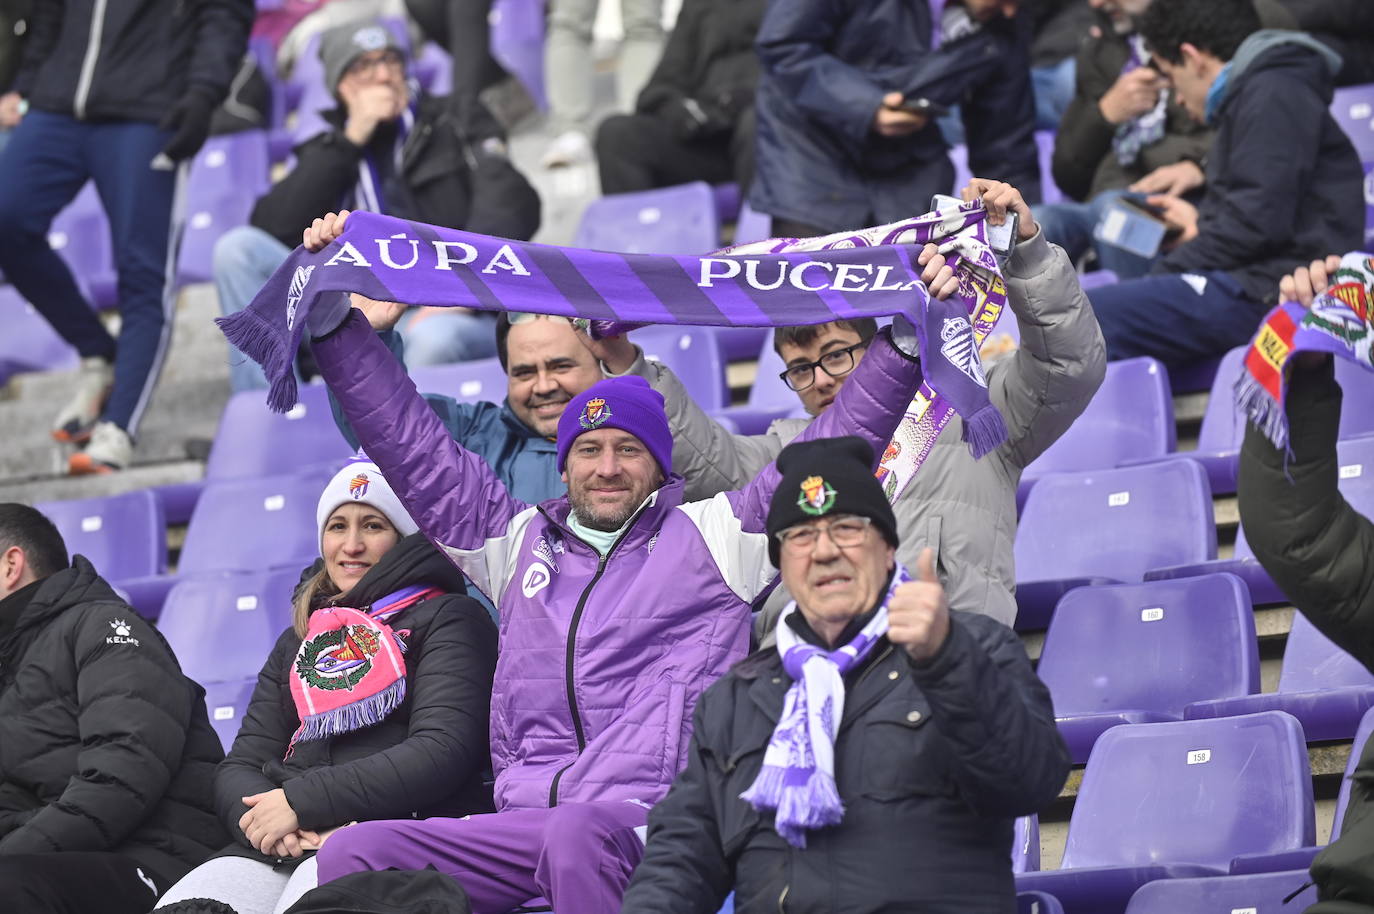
[313,311,924,812]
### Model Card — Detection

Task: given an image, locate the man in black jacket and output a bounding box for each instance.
[0,0,253,474]
[621,438,1069,914]
[1082,0,1365,367]
[214,20,541,393]
[594,0,764,196]
[0,503,226,913]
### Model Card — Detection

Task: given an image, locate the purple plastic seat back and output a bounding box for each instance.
[747,335,809,414]
[733,200,773,245]
[1335,357,1374,438]
[1018,892,1064,914]
[574,182,721,255]
[636,325,730,411]
[1278,612,1374,693]
[1016,461,1216,584]
[206,383,355,480]
[1333,705,1374,836]
[1063,712,1314,869]
[409,356,509,406]
[1193,346,1249,453]
[178,130,272,286]
[490,0,547,109]
[1013,815,1040,874]
[36,490,168,581]
[1124,868,1317,913]
[1036,130,1062,205]
[1331,84,1374,162]
[0,286,78,382]
[48,181,118,309]
[160,568,299,686]
[202,677,259,752]
[1039,574,1259,717]
[178,469,335,576]
[1025,357,1175,478]
[413,41,453,95]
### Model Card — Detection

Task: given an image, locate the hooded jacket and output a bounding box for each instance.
[212,533,497,862]
[621,609,1071,913]
[633,230,1106,627]
[11,0,252,123]
[1155,31,1366,305]
[0,556,226,882]
[311,309,925,811]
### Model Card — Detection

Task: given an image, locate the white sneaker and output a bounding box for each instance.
[541,130,592,169]
[68,420,132,475]
[51,355,114,444]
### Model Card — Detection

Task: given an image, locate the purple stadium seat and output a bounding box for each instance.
[409,356,509,406]
[1076,270,1118,291]
[1013,460,1216,630]
[1038,574,1259,763]
[0,286,78,383]
[1166,355,1222,395]
[636,325,730,411]
[1014,815,1040,874]
[1149,432,1374,604]
[574,182,721,255]
[1334,705,1374,837]
[1019,357,1175,508]
[1036,130,1062,205]
[1184,611,1374,741]
[714,332,809,434]
[1018,892,1064,914]
[159,568,298,687]
[710,326,769,362]
[205,383,356,480]
[177,468,334,577]
[1015,712,1315,914]
[177,129,272,287]
[733,200,773,245]
[413,41,453,95]
[48,181,118,309]
[712,183,742,223]
[1332,83,1374,162]
[36,489,172,618]
[202,677,258,752]
[1124,869,1316,913]
[490,0,547,109]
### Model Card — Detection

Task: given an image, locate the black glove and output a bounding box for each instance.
[158,86,220,163]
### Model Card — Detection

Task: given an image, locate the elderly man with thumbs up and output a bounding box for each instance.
[620,436,1070,914]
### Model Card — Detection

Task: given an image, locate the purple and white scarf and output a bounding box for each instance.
[1112,35,1168,167]
[216,205,1011,480]
[741,566,911,847]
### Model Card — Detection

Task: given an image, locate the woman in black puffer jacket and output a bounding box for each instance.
[155,459,497,914]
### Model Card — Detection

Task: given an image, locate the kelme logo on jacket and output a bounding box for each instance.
[107,618,141,646]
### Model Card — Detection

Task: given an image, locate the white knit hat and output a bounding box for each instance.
[316,458,419,549]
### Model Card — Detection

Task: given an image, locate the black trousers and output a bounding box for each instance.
[595,107,756,197]
[404,0,508,129]
[0,852,171,914]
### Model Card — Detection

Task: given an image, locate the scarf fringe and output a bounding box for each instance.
[292,677,407,745]
[1235,371,1289,451]
[216,310,301,413]
[961,402,1009,459]
[740,765,845,849]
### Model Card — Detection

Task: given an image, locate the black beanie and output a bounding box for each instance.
[766,436,899,566]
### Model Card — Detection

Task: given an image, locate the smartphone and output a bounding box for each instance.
[931,193,1018,262]
[892,96,949,118]
[1093,195,1170,260]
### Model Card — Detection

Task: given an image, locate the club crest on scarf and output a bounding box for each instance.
[285,265,315,331]
[798,475,837,516]
[579,396,612,430]
[940,316,987,387]
[349,472,370,499]
[296,624,383,691]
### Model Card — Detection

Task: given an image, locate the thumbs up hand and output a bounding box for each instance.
[887,548,951,663]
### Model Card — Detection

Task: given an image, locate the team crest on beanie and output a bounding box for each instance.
[352,25,388,51]
[798,475,837,516]
[349,472,370,499]
[579,397,612,430]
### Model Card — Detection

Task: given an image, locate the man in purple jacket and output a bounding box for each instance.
[292,212,944,913]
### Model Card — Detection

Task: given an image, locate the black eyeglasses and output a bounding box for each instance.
[778,338,872,392]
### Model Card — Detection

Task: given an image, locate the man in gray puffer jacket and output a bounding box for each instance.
[589,179,1106,629]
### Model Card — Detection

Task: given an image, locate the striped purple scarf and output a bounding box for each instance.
[217,207,1009,458]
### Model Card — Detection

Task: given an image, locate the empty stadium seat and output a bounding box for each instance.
[204,383,355,480]
[713,332,809,434]
[176,129,273,287]
[0,286,77,384]
[1037,574,1259,763]
[1015,712,1315,914]
[1013,460,1216,630]
[1123,868,1316,913]
[159,568,299,687]
[490,0,548,109]
[636,325,730,412]
[1184,611,1374,741]
[1019,357,1175,507]
[574,182,721,255]
[202,677,258,752]
[409,356,509,406]
[177,468,334,577]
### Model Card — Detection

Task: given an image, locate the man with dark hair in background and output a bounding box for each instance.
[1082,0,1365,366]
[0,503,226,913]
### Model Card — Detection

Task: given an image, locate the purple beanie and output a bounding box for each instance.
[556,376,673,476]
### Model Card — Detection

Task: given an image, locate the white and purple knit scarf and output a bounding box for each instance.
[741,566,911,847]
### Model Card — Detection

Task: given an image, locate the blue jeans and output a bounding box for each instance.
[396,308,499,366]
[1034,189,1154,279]
[0,109,180,436]
[213,224,293,393]
[1088,270,1264,365]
